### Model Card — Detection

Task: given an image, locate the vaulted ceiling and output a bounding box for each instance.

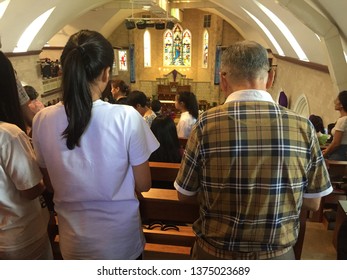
[1,0,347,87]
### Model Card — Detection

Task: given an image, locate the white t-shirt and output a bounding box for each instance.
[176,111,197,138]
[0,122,48,252]
[332,116,347,144]
[32,100,159,259]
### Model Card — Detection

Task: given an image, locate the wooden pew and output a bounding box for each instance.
[326,160,347,181]
[310,160,347,223]
[141,161,198,259]
[149,161,180,183]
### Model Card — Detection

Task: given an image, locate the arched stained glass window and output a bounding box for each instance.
[163,23,191,67]
[144,30,151,67]
[118,50,127,71]
[163,30,173,66]
[202,29,209,68]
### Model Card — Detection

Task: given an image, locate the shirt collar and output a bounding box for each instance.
[224,90,275,104]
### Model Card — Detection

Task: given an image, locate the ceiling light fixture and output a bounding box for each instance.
[125,0,177,30]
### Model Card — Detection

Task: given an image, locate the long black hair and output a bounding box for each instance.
[0,51,27,132]
[150,116,181,163]
[60,30,114,149]
[177,91,199,119]
[338,90,347,112]
[309,114,325,134]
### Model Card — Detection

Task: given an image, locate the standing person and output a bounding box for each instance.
[0,51,53,260]
[127,90,157,127]
[174,41,332,260]
[24,85,45,114]
[14,73,36,130]
[32,30,159,260]
[151,99,162,116]
[111,79,130,105]
[322,91,347,160]
[309,114,329,146]
[150,116,181,163]
[175,91,199,138]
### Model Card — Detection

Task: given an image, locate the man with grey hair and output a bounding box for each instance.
[174,41,332,260]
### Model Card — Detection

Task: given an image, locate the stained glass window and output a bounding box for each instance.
[163,23,191,67]
[202,29,209,68]
[163,30,173,66]
[144,30,151,67]
[118,50,127,71]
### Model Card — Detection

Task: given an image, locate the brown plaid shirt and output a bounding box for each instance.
[175,90,332,253]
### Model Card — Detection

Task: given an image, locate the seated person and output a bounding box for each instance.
[323,91,347,160]
[309,114,329,145]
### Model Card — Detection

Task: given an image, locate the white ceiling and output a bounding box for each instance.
[1,0,347,86]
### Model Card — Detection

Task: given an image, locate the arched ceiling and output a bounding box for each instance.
[1,0,347,87]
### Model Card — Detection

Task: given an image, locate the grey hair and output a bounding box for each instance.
[221,41,270,81]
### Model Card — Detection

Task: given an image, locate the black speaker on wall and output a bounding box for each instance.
[166,21,175,30]
[155,22,165,30]
[125,20,135,30]
[136,20,147,29]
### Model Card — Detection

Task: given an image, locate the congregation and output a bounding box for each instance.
[1,29,347,260]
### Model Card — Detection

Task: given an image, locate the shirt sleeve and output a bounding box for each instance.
[1,129,42,190]
[126,108,160,166]
[334,116,347,132]
[174,121,201,196]
[304,124,333,198]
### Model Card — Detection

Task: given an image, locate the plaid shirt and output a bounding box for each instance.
[175,90,332,253]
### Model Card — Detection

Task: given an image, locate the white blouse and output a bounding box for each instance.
[176,111,196,138]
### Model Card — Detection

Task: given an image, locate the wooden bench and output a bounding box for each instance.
[140,188,198,259]
[141,162,198,259]
[310,160,347,223]
[149,161,180,183]
[333,200,347,251]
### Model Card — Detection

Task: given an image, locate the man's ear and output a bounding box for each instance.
[220,73,228,93]
[266,68,275,89]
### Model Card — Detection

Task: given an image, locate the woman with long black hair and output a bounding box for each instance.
[0,51,52,259]
[32,30,159,259]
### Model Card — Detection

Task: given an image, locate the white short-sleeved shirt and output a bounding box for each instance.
[0,122,48,252]
[176,111,197,138]
[32,100,159,259]
[332,116,347,144]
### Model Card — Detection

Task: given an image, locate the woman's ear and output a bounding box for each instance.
[101,67,110,83]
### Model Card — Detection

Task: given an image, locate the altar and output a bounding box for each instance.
[156,69,192,116]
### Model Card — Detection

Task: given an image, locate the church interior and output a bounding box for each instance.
[1,0,347,261]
